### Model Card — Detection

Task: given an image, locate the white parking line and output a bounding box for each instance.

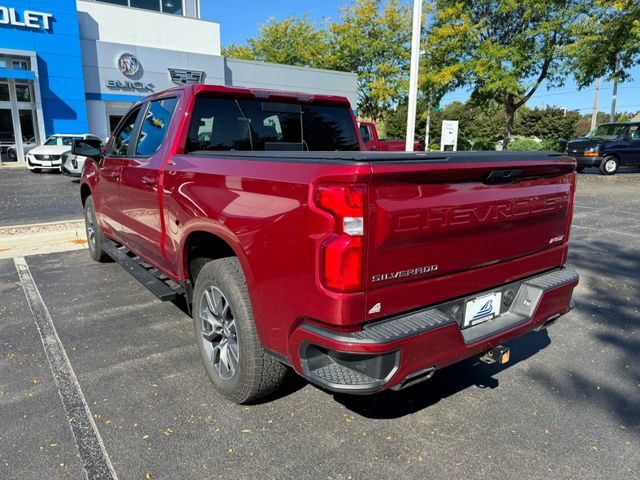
[13,257,118,480]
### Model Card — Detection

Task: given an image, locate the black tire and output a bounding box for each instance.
[30,168,41,173]
[192,257,287,403]
[84,196,111,263]
[599,155,619,175]
[575,166,585,173]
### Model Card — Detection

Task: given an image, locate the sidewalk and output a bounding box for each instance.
[0,219,87,259]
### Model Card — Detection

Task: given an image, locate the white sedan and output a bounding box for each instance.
[26,134,102,173]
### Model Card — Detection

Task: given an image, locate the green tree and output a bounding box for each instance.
[426,1,589,149]
[385,99,504,145]
[514,107,580,140]
[569,1,640,87]
[222,15,328,67]
[325,0,413,120]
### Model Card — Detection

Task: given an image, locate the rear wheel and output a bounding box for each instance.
[84,196,111,262]
[192,257,287,403]
[599,156,619,175]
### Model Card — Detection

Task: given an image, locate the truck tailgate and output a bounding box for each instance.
[365,157,576,320]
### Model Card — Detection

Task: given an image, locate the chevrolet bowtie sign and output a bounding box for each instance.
[0,6,53,31]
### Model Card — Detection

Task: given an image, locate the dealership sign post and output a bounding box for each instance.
[440,120,459,151]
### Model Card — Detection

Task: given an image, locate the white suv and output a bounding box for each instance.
[26,134,102,173]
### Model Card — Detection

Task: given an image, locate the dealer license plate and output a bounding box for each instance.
[464,292,502,328]
[42,161,52,167]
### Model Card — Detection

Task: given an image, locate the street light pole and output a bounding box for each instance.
[405,0,423,151]
[610,78,619,122]
[591,77,601,130]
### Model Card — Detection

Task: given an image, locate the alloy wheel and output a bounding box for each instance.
[199,286,239,380]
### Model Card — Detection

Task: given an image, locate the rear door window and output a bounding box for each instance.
[135,97,179,156]
[624,125,640,141]
[359,125,372,143]
[110,107,142,156]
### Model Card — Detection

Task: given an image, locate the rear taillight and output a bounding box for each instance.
[316,184,366,292]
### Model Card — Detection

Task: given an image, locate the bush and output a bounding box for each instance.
[508,138,542,151]
[457,137,473,151]
[540,138,567,152]
[471,137,496,150]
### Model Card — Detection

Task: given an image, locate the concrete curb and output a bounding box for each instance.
[0,162,28,169]
[0,219,87,259]
[0,219,84,235]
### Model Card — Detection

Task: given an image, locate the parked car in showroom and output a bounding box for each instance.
[566,122,640,175]
[26,134,102,173]
[6,136,37,161]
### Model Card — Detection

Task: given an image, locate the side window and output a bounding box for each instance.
[110,107,141,156]
[625,125,640,141]
[359,125,372,143]
[185,97,251,152]
[135,97,179,156]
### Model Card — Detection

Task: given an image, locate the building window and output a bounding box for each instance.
[97,0,128,6]
[15,84,31,103]
[161,0,182,14]
[130,0,160,12]
[0,56,30,71]
[96,0,183,15]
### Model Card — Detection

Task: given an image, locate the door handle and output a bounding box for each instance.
[141,175,158,186]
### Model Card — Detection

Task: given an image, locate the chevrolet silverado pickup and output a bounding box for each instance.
[358,121,424,151]
[75,84,578,404]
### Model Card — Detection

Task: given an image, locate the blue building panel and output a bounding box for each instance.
[36,51,85,81]
[38,75,87,102]
[0,0,88,136]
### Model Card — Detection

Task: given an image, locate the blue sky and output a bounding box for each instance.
[201,1,640,115]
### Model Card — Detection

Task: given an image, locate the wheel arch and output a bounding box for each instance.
[602,151,620,161]
[181,228,250,285]
[80,183,92,206]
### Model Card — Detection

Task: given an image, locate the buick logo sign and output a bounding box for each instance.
[117,53,139,77]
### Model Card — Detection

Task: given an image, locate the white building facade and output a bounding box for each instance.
[0,0,358,161]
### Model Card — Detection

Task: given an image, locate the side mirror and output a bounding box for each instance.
[72,139,103,160]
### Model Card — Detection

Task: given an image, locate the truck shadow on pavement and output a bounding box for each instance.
[335,238,640,421]
[332,329,552,419]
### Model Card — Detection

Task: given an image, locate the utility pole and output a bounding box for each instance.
[405,0,423,151]
[610,79,619,123]
[424,102,431,151]
[610,56,621,122]
[591,77,601,130]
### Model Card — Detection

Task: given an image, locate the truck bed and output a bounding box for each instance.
[187,150,573,164]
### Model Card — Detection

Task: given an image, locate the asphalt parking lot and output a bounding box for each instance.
[0,167,82,227]
[1,169,639,479]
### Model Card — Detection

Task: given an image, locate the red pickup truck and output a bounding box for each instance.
[358,121,424,151]
[75,84,578,404]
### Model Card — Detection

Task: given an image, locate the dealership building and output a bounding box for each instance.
[0,0,358,163]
